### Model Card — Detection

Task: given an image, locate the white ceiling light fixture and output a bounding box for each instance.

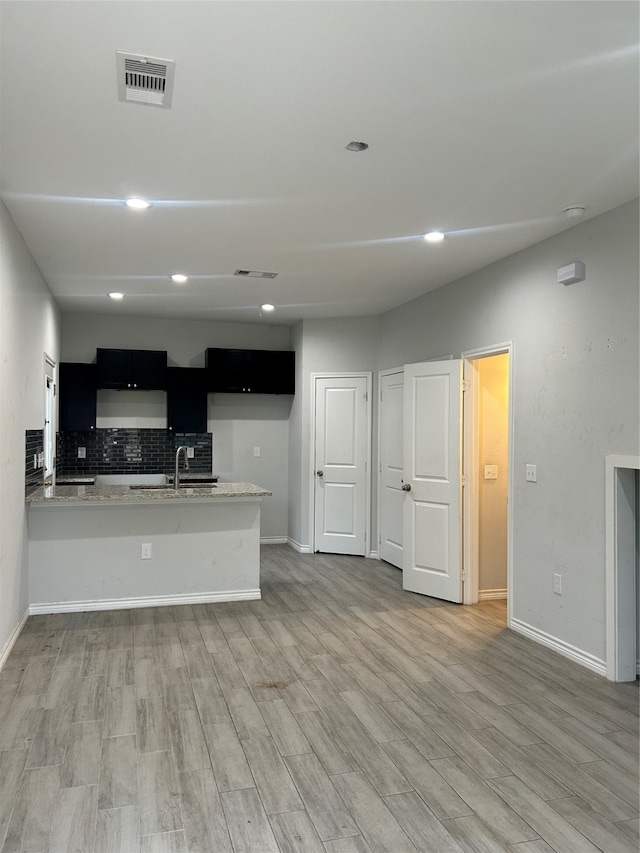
[171,273,188,283]
[424,231,445,243]
[116,51,176,109]
[234,269,278,279]
[563,206,586,219]
[345,141,369,152]
[261,303,275,312]
[108,291,124,300]
[125,197,150,210]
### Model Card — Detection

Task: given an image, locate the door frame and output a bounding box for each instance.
[606,454,640,681]
[461,342,514,625]
[309,372,373,556]
[377,366,404,566]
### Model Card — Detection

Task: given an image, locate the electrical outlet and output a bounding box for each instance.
[78,446,86,459]
[526,464,537,483]
[141,543,152,560]
[553,573,562,595]
[33,454,38,469]
[254,446,261,458]
[38,452,44,469]
[187,447,195,459]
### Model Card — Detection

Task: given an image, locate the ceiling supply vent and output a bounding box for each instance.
[234,270,279,279]
[116,51,176,108]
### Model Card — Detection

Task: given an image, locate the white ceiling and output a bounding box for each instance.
[1,1,638,326]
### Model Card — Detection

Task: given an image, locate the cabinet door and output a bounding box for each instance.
[132,350,167,390]
[96,348,132,389]
[59,363,97,431]
[206,348,252,392]
[167,368,208,432]
[255,350,295,394]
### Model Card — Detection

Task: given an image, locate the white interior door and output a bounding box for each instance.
[403,359,463,602]
[314,375,368,555]
[379,370,404,568]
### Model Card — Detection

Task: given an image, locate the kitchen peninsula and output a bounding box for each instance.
[27,481,270,613]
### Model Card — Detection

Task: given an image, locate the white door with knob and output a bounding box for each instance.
[403,359,463,602]
[313,374,370,555]
[379,369,404,568]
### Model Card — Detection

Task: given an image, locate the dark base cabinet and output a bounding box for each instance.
[96,348,167,390]
[206,348,294,394]
[59,363,97,431]
[167,368,208,433]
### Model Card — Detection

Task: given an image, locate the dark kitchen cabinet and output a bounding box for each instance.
[205,348,294,394]
[167,368,208,433]
[96,348,167,390]
[59,363,97,431]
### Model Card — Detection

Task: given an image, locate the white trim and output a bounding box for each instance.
[511,617,607,677]
[461,342,514,630]
[479,588,507,601]
[287,538,311,554]
[29,589,261,615]
[368,550,379,560]
[260,537,288,545]
[605,454,640,681]
[0,607,30,671]
[309,372,373,557]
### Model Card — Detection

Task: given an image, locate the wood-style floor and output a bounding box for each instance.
[0,546,638,853]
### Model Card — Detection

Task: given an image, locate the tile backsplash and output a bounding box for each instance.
[25,429,44,491]
[57,428,212,476]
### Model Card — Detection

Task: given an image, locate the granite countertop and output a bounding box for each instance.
[27,482,271,505]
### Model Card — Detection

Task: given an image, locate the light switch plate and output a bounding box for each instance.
[484,464,498,480]
[187,447,194,458]
[526,464,537,483]
[78,446,86,459]
[254,447,261,457]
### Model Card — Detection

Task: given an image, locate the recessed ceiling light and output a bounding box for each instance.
[125,197,150,209]
[108,291,124,300]
[171,273,188,283]
[261,303,275,312]
[345,141,369,152]
[424,231,445,243]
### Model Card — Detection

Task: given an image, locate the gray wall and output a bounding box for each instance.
[61,313,292,540]
[377,200,639,663]
[0,200,60,658]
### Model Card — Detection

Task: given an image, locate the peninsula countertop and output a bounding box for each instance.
[27,481,271,505]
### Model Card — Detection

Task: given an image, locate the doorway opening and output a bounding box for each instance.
[606,455,639,681]
[463,345,512,624]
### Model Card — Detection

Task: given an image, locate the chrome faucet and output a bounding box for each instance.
[174,446,190,490]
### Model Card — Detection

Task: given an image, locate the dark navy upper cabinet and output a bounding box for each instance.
[205,348,294,394]
[96,348,167,390]
[59,363,97,431]
[167,368,208,433]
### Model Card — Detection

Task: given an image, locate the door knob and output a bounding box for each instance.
[402,483,412,491]
[316,470,324,477]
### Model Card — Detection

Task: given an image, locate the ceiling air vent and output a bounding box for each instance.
[234,270,279,279]
[116,51,176,108]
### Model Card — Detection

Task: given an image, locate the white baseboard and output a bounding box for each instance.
[368,550,379,560]
[0,607,30,671]
[510,617,606,677]
[29,589,262,615]
[260,537,288,545]
[479,588,507,601]
[287,538,311,554]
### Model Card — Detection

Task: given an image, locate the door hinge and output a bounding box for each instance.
[462,379,470,392]
[364,392,368,402]
[461,474,468,487]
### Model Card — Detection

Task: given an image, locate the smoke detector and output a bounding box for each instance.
[116,51,176,108]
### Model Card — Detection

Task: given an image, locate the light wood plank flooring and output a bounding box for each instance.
[0,545,637,852]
